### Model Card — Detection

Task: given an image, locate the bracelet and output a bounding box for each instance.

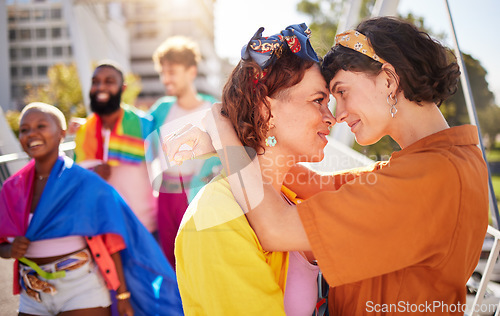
[116,291,131,300]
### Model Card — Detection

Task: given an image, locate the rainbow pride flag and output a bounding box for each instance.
[74,104,153,166]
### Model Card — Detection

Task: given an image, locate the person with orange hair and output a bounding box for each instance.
[148,36,221,270]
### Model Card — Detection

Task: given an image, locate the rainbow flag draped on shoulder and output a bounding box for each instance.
[74,104,153,166]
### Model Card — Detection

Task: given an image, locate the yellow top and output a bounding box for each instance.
[175,174,291,315]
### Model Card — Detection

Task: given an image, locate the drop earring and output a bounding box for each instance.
[387,92,398,118]
[265,136,277,147]
[265,123,277,147]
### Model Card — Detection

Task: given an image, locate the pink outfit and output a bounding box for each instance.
[156,102,212,269]
[284,251,320,316]
[107,162,158,233]
[158,191,188,269]
[23,213,89,259]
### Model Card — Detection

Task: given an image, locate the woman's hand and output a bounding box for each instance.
[117,296,134,316]
[162,103,239,165]
[163,124,215,165]
[10,236,30,259]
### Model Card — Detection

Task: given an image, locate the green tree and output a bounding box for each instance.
[122,73,142,108]
[5,110,21,137]
[24,63,87,120]
[478,105,500,150]
[296,0,343,57]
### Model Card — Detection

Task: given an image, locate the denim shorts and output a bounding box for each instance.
[19,251,111,315]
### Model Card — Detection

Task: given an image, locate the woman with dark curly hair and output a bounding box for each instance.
[173,23,334,315]
[167,16,489,315]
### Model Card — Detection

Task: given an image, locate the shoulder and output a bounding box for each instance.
[180,174,248,232]
[121,104,154,129]
[121,104,148,118]
[198,93,218,104]
[148,96,177,113]
[62,157,105,184]
[378,150,461,190]
[4,160,34,186]
[75,113,96,132]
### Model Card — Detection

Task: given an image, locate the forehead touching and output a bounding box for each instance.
[329,70,374,92]
[20,103,67,130]
[296,65,328,96]
[274,65,328,101]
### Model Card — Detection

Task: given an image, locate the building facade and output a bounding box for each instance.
[122,0,223,107]
[2,0,225,112]
[5,0,73,110]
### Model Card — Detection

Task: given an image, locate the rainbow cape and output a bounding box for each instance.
[0,156,184,316]
[74,104,153,166]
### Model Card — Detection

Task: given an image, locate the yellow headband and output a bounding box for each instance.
[335,30,387,64]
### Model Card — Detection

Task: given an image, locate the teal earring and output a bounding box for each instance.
[265,122,277,147]
[265,136,277,147]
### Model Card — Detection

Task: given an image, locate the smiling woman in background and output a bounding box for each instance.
[0,102,183,316]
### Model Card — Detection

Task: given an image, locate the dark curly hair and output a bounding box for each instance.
[322,16,460,106]
[222,46,318,154]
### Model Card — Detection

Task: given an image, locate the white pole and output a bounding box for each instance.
[63,0,91,115]
[444,0,499,228]
[371,0,400,18]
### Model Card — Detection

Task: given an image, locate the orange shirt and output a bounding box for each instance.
[86,233,126,291]
[297,125,489,315]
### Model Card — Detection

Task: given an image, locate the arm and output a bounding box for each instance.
[111,252,134,316]
[0,237,30,259]
[163,105,311,251]
[283,164,336,199]
[205,105,311,252]
[283,162,383,199]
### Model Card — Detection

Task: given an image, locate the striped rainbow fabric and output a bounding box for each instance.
[74,105,147,166]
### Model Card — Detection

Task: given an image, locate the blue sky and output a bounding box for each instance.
[214,0,500,105]
[398,0,500,104]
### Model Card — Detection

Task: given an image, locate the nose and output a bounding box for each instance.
[320,105,336,127]
[335,103,348,123]
[24,129,33,137]
[161,73,171,86]
[91,80,104,92]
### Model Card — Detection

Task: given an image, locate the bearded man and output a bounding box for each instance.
[74,61,158,236]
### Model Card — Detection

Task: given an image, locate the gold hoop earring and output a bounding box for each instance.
[387,92,398,118]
